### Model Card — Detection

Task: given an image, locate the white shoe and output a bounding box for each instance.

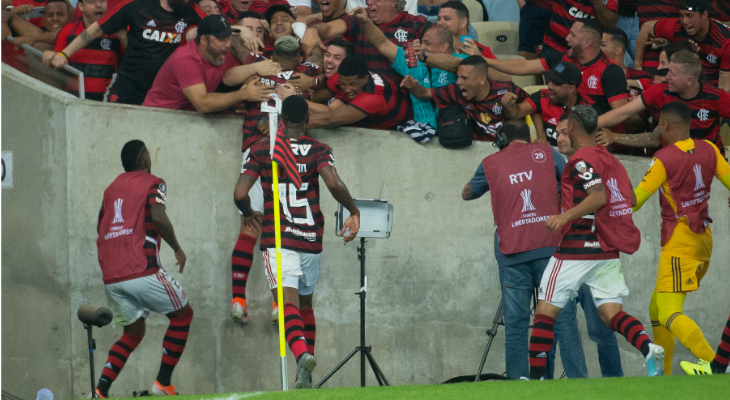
[645,343,665,377]
[231,299,249,324]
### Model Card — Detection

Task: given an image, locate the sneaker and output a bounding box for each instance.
[271,302,279,325]
[94,388,107,399]
[151,380,176,395]
[645,343,665,377]
[231,298,250,324]
[681,359,713,375]
[295,353,317,389]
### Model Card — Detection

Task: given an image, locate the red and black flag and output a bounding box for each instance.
[271,119,302,190]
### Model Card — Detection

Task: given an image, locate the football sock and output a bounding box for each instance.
[284,303,308,361]
[232,233,256,301]
[96,332,144,395]
[610,311,651,357]
[650,290,675,374]
[655,291,715,362]
[528,313,555,380]
[300,308,316,355]
[710,311,730,373]
[156,307,194,386]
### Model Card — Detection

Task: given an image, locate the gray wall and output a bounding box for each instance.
[2,65,729,398]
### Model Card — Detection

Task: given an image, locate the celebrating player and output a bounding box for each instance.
[95,140,193,397]
[234,96,360,388]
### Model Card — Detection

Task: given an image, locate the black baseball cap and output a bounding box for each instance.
[543,61,582,86]
[266,4,296,25]
[680,0,710,12]
[198,15,240,38]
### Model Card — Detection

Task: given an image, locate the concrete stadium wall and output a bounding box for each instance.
[2,64,730,398]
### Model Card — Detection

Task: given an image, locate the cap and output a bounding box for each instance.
[198,15,240,39]
[680,0,711,12]
[543,61,582,86]
[266,4,296,25]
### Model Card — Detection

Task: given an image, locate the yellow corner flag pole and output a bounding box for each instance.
[270,112,288,391]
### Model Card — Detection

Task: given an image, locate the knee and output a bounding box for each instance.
[169,305,194,324]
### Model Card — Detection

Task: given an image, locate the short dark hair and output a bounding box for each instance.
[577,17,603,38]
[663,40,699,60]
[568,105,598,135]
[503,119,531,143]
[661,101,692,126]
[441,1,469,21]
[121,140,146,172]
[604,26,628,52]
[46,0,70,6]
[239,11,263,20]
[459,55,489,77]
[282,96,309,124]
[327,38,355,58]
[338,55,369,78]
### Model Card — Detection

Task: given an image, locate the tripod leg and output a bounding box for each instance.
[315,347,361,388]
[363,348,390,386]
[86,325,95,398]
[475,300,504,381]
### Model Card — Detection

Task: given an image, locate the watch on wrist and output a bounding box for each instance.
[421,50,428,62]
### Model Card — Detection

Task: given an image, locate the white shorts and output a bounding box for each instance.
[263,248,321,295]
[104,269,188,327]
[240,149,264,214]
[538,257,629,308]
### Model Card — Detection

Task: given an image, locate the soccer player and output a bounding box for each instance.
[596,50,730,156]
[681,309,730,374]
[234,96,360,388]
[527,105,665,380]
[404,55,527,141]
[502,61,593,145]
[95,140,193,397]
[634,0,730,91]
[633,101,730,374]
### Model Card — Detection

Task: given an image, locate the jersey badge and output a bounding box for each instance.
[693,164,706,191]
[100,38,112,51]
[606,178,625,203]
[548,117,557,124]
[587,75,598,89]
[175,21,187,34]
[112,198,124,224]
[707,53,718,64]
[480,113,492,124]
[147,20,156,27]
[492,103,502,114]
[520,189,536,212]
[697,109,709,121]
[394,28,408,42]
[532,148,546,163]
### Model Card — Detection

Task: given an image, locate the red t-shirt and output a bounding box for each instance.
[143,40,240,111]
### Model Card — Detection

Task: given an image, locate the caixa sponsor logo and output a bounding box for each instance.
[142,29,182,43]
[568,7,596,19]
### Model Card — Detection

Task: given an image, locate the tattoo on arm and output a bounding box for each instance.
[80,30,92,45]
[614,131,662,148]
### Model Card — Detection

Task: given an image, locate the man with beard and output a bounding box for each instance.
[45,0,124,101]
[484,18,629,118]
[142,15,278,112]
[313,0,430,84]
[502,61,593,145]
[45,0,208,105]
[634,0,730,91]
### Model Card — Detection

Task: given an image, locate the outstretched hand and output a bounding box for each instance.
[350,7,370,24]
[595,128,617,147]
[400,74,419,90]
[340,213,360,243]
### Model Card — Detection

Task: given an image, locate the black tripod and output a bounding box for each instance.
[316,238,390,387]
[77,305,113,398]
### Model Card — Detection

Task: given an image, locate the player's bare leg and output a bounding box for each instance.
[152,304,194,395]
[95,318,146,398]
[527,300,562,379]
[598,302,664,376]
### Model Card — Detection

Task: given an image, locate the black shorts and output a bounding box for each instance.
[518,4,552,54]
[104,73,148,105]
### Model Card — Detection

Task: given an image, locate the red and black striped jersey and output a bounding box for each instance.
[98,0,206,95]
[710,0,730,23]
[543,0,618,53]
[432,80,528,141]
[55,20,123,101]
[626,67,653,101]
[97,171,167,284]
[637,0,679,25]
[242,136,334,254]
[654,17,730,86]
[240,53,321,151]
[526,89,593,145]
[525,0,553,11]
[541,51,628,115]
[341,12,430,85]
[327,71,412,130]
[555,149,619,260]
[641,82,730,155]
[217,0,239,24]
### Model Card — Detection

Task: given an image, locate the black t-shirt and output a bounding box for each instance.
[98,0,205,94]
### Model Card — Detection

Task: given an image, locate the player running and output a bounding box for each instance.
[95,140,193,397]
[234,96,360,388]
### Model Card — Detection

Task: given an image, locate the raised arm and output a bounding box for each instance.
[590,0,618,27]
[44,21,104,68]
[485,56,545,76]
[633,20,658,70]
[312,17,348,40]
[353,7,397,63]
[223,59,281,87]
[596,96,647,129]
[182,80,275,113]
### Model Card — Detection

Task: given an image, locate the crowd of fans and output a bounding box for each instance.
[2,0,730,152]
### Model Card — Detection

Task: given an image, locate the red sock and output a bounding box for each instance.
[610,311,651,357]
[529,313,555,380]
[232,234,256,300]
[711,311,730,372]
[96,332,144,395]
[157,307,194,386]
[300,308,316,355]
[284,303,308,361]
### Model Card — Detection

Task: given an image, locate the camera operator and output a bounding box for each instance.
[461,119,587,380]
